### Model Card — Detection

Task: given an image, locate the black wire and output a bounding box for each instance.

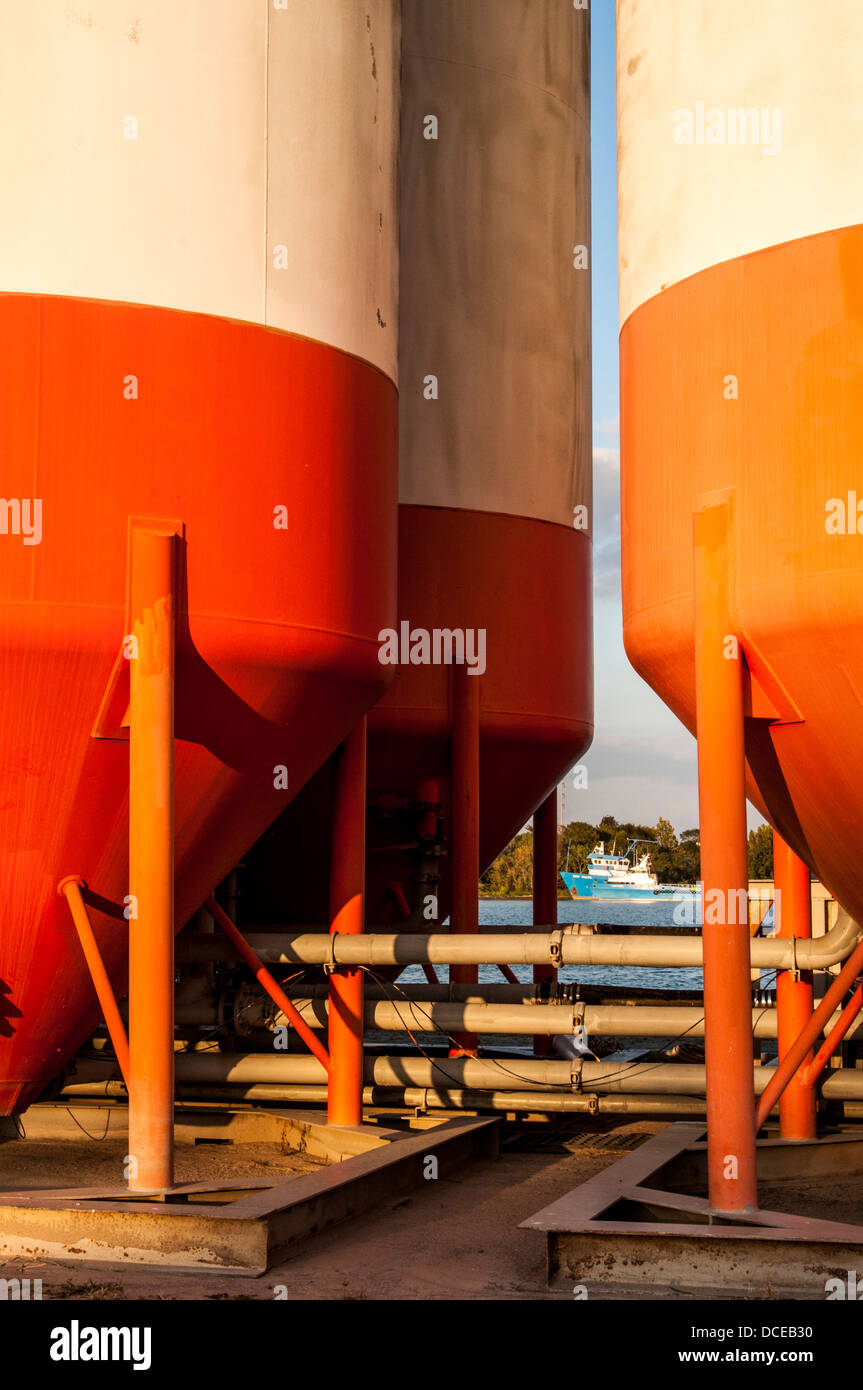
[752,968,780,1041]
[360,965,494,1090]
[359,964,728,1094]
[65,1105,111,1141]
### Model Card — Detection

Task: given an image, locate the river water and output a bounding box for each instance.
[394,897,706,994]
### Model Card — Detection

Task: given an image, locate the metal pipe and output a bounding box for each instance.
[755,932,863,1128]
[417,777,440,844]
[805,1069,863,1099]
[58,877,130,1086]
[60,1079,708,1115]
[68,1053,863,1101]
[121,990,863,1041]
[205,897,331,1072]
[748,895,765,985]
[174,980,718,1016]
[303,998,580,1034]
[450,664,480,1052]
[175,1052,573,1090]
[175,911,861,969]
[69,1052,790,1097]
[693,497,757,1212]
[802,983,863,1089]
[532,788,558,1056]
[416,777,442,947]
[773,831,816,1139]
[281,981,710,1005]
[289,998,783,1038]
[327,717,366,1124]
[127,525,176,1192]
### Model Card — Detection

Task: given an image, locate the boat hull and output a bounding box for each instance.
[560,872,699,902]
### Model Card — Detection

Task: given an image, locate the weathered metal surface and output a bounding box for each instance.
[660,1131,863,1192]
[21,1101,402,1161]
[547,1228,863,1295]
[0,1115,497,1276]
[522,1121,863,1294]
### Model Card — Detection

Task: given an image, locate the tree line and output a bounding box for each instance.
[479,815,775,897]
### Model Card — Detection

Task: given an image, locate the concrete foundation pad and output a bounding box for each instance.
[0,1113,497,1276]
[522,1121,863,1296]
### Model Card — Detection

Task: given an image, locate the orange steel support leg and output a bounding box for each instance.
[127,527,176,1191]
[417,777,440,846]
[328,717,367,1124]
[417,778,441,984]
[803,983,863,1089]
[206,897,331,1071]
[533,789,558,1055]
[59,876,130,1087]
[773,831,816,1139]
[450,665,480,1055]
[757,933,863,1128]
[694,498,758,1212]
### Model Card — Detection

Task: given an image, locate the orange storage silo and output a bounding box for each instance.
[0,1,400,1113]
[365,0,593,924]
[618,0,863,921]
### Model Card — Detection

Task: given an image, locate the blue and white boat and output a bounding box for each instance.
[560,841,699,902]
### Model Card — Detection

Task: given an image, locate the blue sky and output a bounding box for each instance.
[558,0,703,832]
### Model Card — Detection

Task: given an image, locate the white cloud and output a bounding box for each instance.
[594,416,620,441]
[593,445,621,594]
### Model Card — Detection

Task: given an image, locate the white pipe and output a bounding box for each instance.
[284,998,799,1040]
[69,1053,863,1100]
[176,906,860,970]
[59,1080,707,1115]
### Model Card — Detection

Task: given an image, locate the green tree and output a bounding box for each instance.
[748,825,773,879]
[482,814,708,895]
[655,816,677,849]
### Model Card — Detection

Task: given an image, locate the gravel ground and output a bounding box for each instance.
[0,1112,854,1301]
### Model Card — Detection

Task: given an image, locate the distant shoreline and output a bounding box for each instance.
[480,893,570,901]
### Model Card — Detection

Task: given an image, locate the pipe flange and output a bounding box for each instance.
[229,980,277,1036]
[549,930,564,969]
[322,932,340,975]
[571,1059,584,1092]
[587,1093,600,1115]
[572,1001,586,1030]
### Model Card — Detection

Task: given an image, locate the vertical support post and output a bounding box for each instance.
[773,830,816,1139]
[450,664,480,1054]
[748,895,764,985]
[328,717,367,1125]
[128,527,176,1191]
[417,776,441,985]
[693,497,758,1213]
[533,788,558,1055]
[417,777,440,846]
